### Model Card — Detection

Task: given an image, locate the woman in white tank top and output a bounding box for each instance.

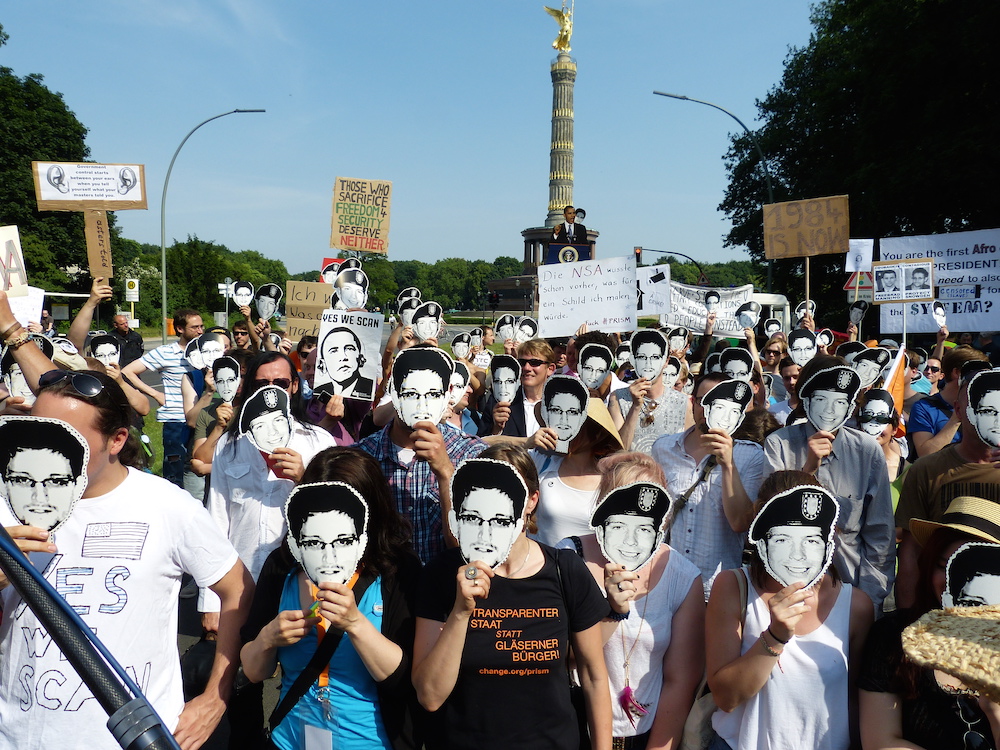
[704,472,874,750]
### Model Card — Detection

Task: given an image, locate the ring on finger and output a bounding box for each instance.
[464,565,478,580]
[617,582,625,592]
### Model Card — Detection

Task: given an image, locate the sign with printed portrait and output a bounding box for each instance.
[872,259,934,304]
[315,310,382,402]
[32,161,147,211]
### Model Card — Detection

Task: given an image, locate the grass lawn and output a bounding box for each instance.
[141,410,164,476]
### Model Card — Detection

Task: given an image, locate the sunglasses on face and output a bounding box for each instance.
[861,414,893,424]
[518,358,549,368]
[252,378,292,390]
[925,366,941,373]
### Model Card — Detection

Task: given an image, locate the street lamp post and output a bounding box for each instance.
[160,109,265,343]
[652,91,776,292]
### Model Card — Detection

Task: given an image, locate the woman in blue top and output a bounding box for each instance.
[240,446,422,750]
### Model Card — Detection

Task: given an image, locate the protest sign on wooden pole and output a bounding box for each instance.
[32,161,148,278]
[330,177,392,255]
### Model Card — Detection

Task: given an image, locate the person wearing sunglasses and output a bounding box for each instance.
[857,389,905,483]
[0,368,252,750]
[759,336,789,402]
[480,339,558,444]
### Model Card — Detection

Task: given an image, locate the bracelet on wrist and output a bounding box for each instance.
[607,607,630,621]
[759,634,782,658]
[767,626,790,645]
[5,330,32,350]
[1,322,23,342]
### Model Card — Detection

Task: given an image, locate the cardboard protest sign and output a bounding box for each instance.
[967,368,1000,448]
[449,458,529,569]
[578,343,614,390]
[636,265,671,315]
[239,386,293,454]
[389,347,454,428]
[541,375,589,454]
[748,485,840,589]
[763,195,849,259]
[591,482,671,572]
[286,481,369,587]
[6,285,44,328]
[538,255,637,338]
[799,366,861,434]
[314,309,382,402]
[32,162,146,210]
[489,355,521,404]
[0,416,89,533]
[0,226,29,298]
[330,177,391,254]
[212,356,242,404]
[662,282,755,339]
[701,379,753,435]
[943,542,1000,608]
[412,302,444,342]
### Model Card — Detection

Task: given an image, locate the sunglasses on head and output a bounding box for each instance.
[38,369,131,415]
[518,358,549,368]
[252,378,292,390]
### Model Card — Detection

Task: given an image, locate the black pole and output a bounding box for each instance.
[0,527,180,750]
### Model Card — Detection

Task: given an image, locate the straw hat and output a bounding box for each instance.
[909,496,1000,547]
[902,604,1000,702]
[586,397,624,451]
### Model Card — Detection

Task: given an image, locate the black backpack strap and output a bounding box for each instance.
[268,569,376,732]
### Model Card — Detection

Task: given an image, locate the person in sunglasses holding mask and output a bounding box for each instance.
[0,356,252,750]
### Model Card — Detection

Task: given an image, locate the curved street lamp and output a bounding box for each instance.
[653,91,775,292]
[160,109,265,343]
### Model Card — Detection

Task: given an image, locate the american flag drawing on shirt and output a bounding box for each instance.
[81,522,149,560]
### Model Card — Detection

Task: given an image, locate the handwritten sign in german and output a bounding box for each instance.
[763,195,850,259]
[32,162,147,211]
[285,281,335,340]
[330,177,391,254]
[0,226,29,298]
[538,255,636,337]
[662,282,755,338]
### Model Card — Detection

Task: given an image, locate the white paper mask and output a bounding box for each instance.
[514,317,538,345]
[197,332,227,369]
[701,379,752,435]
[389,347,454,428]
[787,329,818,367]
[632,329,669,381]
[89,335,121,367]
[239,386,293,453]
[0,416,89,533]
[852,347,891,389]
[212,356,242,404]
[800,366,861,434]
[471,329,483,349]
[397,287,421,304]
[496,314,516,344]
[184,338,205,370]
[749,485,840,590]
[848,300,869,325]
[399,297,420,327]
[858,388,894,437]
[967,369,1000,448]
[452,333,472,361]
[943,542,1000,608]
[816,329,834,348]
[795,300,817,322]
[255,283,283,321]
[932,301,948,329]
[412,301,444,342]
[720,347,754,383]
[448,458,529,569]
[591,482,670,572]
[704,291,720,313]
[286,481,369,587]
[578,343,613,390]
[541,375,589,454]
[764,318,783,337]
[448,361,471,408]
[333,268,369,310]
[665,327,689,357]
[735,301,761,330]
[489,355,521,404]
[615,343,631,366]
[661,356,681,389]
[232,281,255,307]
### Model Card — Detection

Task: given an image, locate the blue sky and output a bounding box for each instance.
[3,1,815,275]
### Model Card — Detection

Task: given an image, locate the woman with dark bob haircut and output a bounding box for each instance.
[240,446,421,750]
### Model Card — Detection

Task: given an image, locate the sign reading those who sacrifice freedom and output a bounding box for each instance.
[538,255,637,338]
[763,195,850,260]
[330,177,391,254]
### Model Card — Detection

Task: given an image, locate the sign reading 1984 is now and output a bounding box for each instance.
[763,195,850,259]
[330,177,391,254]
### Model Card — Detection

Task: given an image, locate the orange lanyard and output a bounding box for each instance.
[308,570,360,690]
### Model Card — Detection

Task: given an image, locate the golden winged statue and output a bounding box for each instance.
[544,2,574,52]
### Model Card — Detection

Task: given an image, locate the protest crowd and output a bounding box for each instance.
[3,259,1000,750]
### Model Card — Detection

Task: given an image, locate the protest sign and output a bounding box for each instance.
[763,195,850,259]
[0,226,29,298]
[314,309,382,402]
[7,286,45,326]
[846,238,874,272]
[285,281,335,340]
[662,282,755,339]
[871,259,934,304]
[330,177,391,254]
[538,255,636,337]
[32,162,147,211]
[878,227,1000,333]
[636,265,671,315]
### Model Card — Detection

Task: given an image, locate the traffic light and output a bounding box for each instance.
[634,246,642,266]
[488,291,501,310]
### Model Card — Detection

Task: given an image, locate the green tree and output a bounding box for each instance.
[720,0,1000,328]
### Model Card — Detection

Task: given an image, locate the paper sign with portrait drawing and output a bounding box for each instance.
[89,334,120,368]
[389,347,454,429]
[748,485,840,590]
[943,542,1000,608]
[799,366,861,434]
[967,369,1000,448]
[0,416,89,533]
[578,343,613,390]
[239,386,293,455]
[701,379,753,435]
[514,317,538,345]
[448,458,528,569]
[286,481,369,587]
[541,375,589,454]
[315,310,382,402]
[857,388,894,437]
[591,482,671,573]
[412,301,443,343]
[212,356,242,404]
[488,355,521,404]
[496,314,516,344]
